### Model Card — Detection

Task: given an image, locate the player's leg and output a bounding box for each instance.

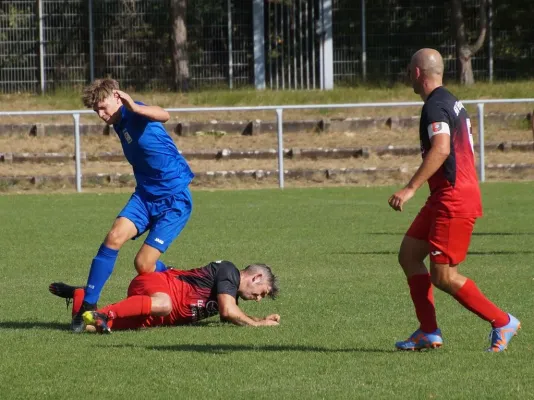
[49,282,85,317]
[135,188,193,274]
[83,294,170,333]
[83,272,173,333]
[429,216,519,352]
[134,243,163,274]
[395,206,442,350]
[71,193,150,333]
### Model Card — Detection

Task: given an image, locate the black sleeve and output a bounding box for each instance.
[422,101,453,139]
[214,261,240,298]
[423,100,452,124]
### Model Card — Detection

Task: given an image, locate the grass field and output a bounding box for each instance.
[2,81,534,123]
[1,183,533,399]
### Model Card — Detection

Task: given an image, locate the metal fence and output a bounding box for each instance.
[2,98,534,191]
[1,0,533,92]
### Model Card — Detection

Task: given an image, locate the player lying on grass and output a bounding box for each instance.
[50,261,280,333]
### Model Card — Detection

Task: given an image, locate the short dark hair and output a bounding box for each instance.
[244,263,279,299]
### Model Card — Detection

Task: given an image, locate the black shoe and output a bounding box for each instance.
[49,281,83,298]
[71,301,97,333]
[49,282,84,309]
[83,311,112,334]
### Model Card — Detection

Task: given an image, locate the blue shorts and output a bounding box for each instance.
[117,187,193,253]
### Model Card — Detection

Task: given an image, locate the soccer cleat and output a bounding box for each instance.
[487,314,521,352]
[71,301,97,333]
[83,311,112,334]
[395,328,443,351]
[49,282,84,309]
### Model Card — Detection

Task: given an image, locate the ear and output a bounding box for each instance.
[415,66,422,79]
[252,273,263,284]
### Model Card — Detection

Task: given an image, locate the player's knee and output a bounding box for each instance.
[134,257,155,275]
[431,274,452,293]
[151,295,172,316]
[104,229,127,249]
[159,300,172,316]
[398,250,414,269]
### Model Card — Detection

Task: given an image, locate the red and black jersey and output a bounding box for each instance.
[166,260,240,323]
[419,87,483,217]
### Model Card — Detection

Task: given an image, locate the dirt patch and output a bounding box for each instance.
[0,126,532,154]
[0,123,533,192]
[1,151,533,177]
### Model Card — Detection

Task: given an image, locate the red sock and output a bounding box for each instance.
[408,273,438,333]
[98,295,152,320]
[453,279,509,328]
[72,288,85,318]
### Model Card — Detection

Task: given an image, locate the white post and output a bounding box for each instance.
[322,0,334,90]
[361,0,367,82]
[253,0,265,89]
[38,0,46,93]
[276,108,284,189]
[73,113,82,192]
[477,103,485,182]
[227,0,233,89]
[88,0,95,82]
[488,0,493,83]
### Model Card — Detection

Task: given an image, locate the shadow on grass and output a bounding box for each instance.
[335,250,534,256]
[98,343,396,354]
[368,232,534,236]
[0,319,225,332]
[0,321,69,330]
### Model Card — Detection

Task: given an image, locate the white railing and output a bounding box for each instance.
[1,98,534,192]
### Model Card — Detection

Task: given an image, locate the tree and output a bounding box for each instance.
[170,0,189,91]
[451,0,487,85]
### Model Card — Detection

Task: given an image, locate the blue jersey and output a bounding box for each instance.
[113,103,194,199]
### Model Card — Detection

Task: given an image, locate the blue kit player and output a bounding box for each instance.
[60,78,194,332]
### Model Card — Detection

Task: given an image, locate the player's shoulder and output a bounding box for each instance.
[427,87,458,106]
[213,260,238,270]
[422,87,458,118]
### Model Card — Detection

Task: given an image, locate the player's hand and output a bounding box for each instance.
[388,186,416,212]
[113,90,137,112]
[261,319,280,326]
[260,315,280,326]
[265,314,281,323]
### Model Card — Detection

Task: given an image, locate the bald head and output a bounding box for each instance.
[411,48,444,77]
[408,48,444,100]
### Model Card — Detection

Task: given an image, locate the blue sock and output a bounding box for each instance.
[84,244,119,305]
[155,260,168,272]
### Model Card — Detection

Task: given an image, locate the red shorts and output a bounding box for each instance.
[406,205,476,265]
[127,271,192,325]
[127,272,171,297]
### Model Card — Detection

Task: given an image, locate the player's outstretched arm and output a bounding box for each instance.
[113,89,170,122]
[388,133,450,211]
[217,293,280,327]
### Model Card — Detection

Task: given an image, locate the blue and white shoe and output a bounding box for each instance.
[395,328,443,351]
[487,314,520,352]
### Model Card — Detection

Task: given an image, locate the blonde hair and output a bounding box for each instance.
[82,78,120,108]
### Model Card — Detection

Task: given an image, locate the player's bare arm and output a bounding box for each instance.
[217,293,280,327]
[245,313,281,322]
[389,133,450,211]
[113,89,170,122]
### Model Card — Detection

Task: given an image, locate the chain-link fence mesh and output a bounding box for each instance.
[1,0,533,93]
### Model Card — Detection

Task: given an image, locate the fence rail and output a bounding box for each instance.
[1,98,534,192]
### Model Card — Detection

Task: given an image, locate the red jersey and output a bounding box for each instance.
[156,261,240,324]
[419,87,483,217]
